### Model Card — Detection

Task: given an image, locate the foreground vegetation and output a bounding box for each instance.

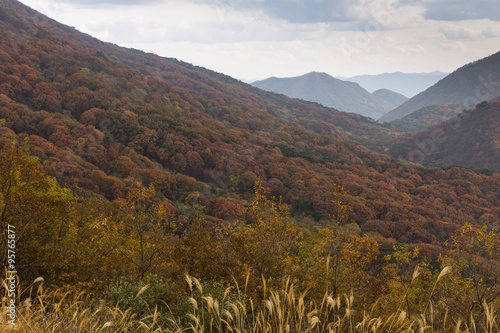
[1,271,499,332]
[1,143,500,332]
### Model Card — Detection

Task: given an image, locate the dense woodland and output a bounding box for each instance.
[390,102,500,170]
[1,0,500,331]
[389,104,463,133]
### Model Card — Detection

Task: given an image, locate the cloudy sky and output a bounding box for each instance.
[19,0,500,81]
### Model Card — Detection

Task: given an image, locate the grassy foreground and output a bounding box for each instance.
[1,271,498,333]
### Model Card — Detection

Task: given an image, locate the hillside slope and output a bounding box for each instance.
[0,0,499,253]
[252,72,394,119]
[390,104,463,132]
[389,102,500,170]
[372,89,408,109]
[379,52,500,123]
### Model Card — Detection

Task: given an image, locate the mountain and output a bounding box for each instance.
[342,71,448,97]
[3,1,500,325]
[389,101,500,170]
[372,89,408,109]
[251,72,394,119]
[1,0,499,244]
[390,104,463,132]
[379,51,500,123]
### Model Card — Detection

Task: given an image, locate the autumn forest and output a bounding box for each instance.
[1,0,500,331]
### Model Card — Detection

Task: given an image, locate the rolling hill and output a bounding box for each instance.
[379,51,500,123]
[390,104,463,132]
[251,72,395,119]
[372,89,408,109]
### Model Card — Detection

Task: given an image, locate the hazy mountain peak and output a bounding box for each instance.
[343,72,449,97]
[372,89,408,109]
[252,72,395,119]
[379,50,500,123]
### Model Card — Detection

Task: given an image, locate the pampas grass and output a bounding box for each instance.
[1,271,498,332]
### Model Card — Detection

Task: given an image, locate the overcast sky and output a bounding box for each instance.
[19,0,500,81]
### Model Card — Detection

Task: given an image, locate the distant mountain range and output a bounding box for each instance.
[379,51,500,123]
[251,72,406,119]
[341,71,448,98]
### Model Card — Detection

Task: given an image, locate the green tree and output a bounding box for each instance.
[0,142,76,283]
[115,184,175,280]
[440,223,500,321]
[231,180,298,298]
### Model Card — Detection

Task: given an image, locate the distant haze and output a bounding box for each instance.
[251,72,405,119]
[341,72,448,98]
[379,50,500,123]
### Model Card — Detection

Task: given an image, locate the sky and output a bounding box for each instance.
[19,0,500,81]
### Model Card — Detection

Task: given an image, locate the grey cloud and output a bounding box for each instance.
[439,25,475,40]
[424,0,500,21]
[54,0,418,27]
[482,27,500,38]
[54,0,354,22]
[249,0,500,24]
[186,0,373,24]
[225,0,423,28]
[57,0,162,5]
[242,0,355,24]
[49,0,500,22]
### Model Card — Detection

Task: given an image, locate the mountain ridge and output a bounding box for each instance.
[251,71,396,119]
[341,71,448,97]
[389,101,500,170]
[372,89,408,109]
[379,51,500,123]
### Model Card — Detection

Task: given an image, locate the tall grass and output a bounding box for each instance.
[1,270,498,332]
[0,275,164,332]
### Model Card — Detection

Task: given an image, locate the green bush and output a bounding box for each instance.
[104,274,175,322]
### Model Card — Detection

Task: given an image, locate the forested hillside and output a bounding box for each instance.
[390,104,463,132]
[390,101,500,170]
[1,0,500,331]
